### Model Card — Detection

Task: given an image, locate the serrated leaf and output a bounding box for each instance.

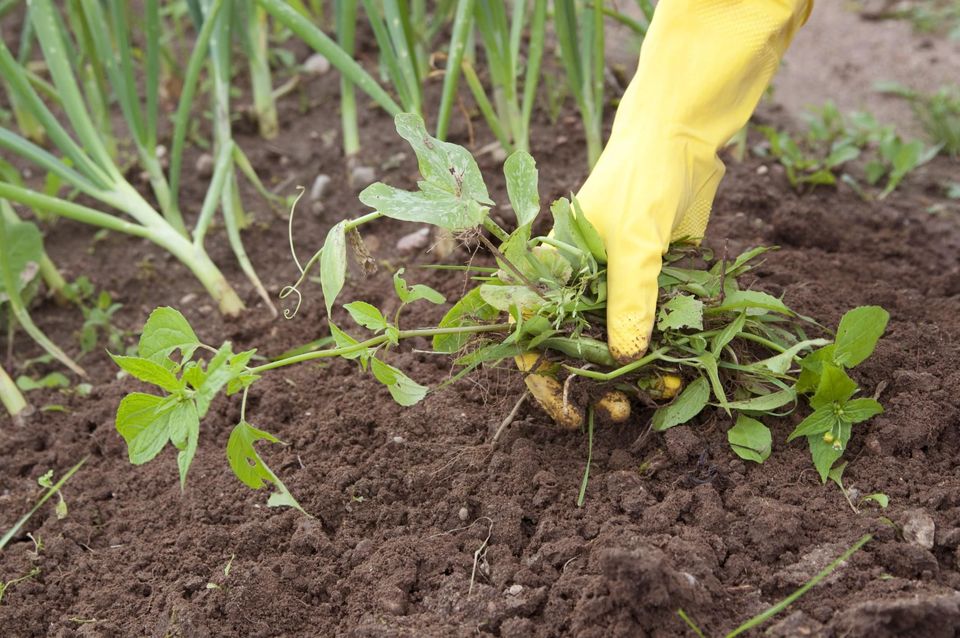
[841,397,883,423]
[503,150,540,228]
[787,407,836,441]
[194,344,256,418]
[434,287,499,354]
[651,376,710,431]
[226,421,307,514]
[393,268,445,304]
[115,393,172,465]
[110,354,182,392]
[478,283,542,313]
[370,358,428,406]
[833,306,889,368]
[138,307,200,364]
[344,301,387,331]
[166,400,199,489]
[657,295,704,331]
[320,221,347,316]
[811,364,858,410]
[728,415,772,463]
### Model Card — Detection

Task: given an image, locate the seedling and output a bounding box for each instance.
[0,458,85,551]
[877,82,960,157]
[0,567,40,605]
[757,101,936,198]
[115,114,889,508]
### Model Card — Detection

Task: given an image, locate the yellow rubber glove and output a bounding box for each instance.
[578,0,812,364]
[519,0,812,427]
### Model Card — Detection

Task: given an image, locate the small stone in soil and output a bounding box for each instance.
[458,507,469,521]
[349,165,376,190]
[302,53,331,75]
[507,584,523,596]
[903,509,936,549]
[309,174,332,201]
[195,153,214,178]
[395,228,430,252]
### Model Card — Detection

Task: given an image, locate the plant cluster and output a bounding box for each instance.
[756,101,937,197]
[878,81,960,157]
[112,114,889,509]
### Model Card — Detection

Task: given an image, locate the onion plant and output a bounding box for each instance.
[554,0,606,167]
[455,0,547,153]
[239,0,280,139]
[0,0,276,317]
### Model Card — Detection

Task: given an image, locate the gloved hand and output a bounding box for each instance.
[521,0,813,426]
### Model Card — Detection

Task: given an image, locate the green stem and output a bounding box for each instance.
[0,363,28,421]
[576,407,594,507]
[435,0,474,140]
[336,0,360,156]
[564,348,669,381]
[246,1,279,139]
[482,216,510,243]
[249,323,511,374]
[725,534,872,637]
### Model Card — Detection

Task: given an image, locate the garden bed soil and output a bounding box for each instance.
[3,35,960,638]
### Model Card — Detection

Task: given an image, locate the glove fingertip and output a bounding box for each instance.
[607,312,653,365]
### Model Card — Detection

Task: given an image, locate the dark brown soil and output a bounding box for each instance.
[3,27,960,638]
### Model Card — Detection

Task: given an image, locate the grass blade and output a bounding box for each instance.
[0,458,87,550]
[435,0,474,140]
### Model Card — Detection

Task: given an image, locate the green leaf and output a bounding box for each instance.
[725,388,796,412]
[370,358,428,406]
[110,354,182,392]
[695,353,729,410]
[787,407,837,441]
[115,393,174,465]
[728,415,772,463]
[841,397,883,423]
[433,287,499,353]
[344,301,387,331]
[320,221,347,316]
[796,345,836,394]
[359,182,487,231]
[330,322,369,361]
[657,295,704,331]
[393,268,445,305]
[0,218,42,296]
[478,283,542,313]
[828,461,847,490]
[862,493,889,508]
[754,338,832,375]
[652,376,710,431]
[503,150,540,228]
[194,344,257,418]
[833,306,889,368]
[394,113,490,204]
[226,421,306,514]
[809,421,850,483]
[16,372,70,392]
[359,114,491,232]
[138,307,199,364]
[167,400,200,489]
[570,196,607,263]
[811,364,858,410]
[711,290,792,316]
[711,311,746,356]
[549,198,590,265]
